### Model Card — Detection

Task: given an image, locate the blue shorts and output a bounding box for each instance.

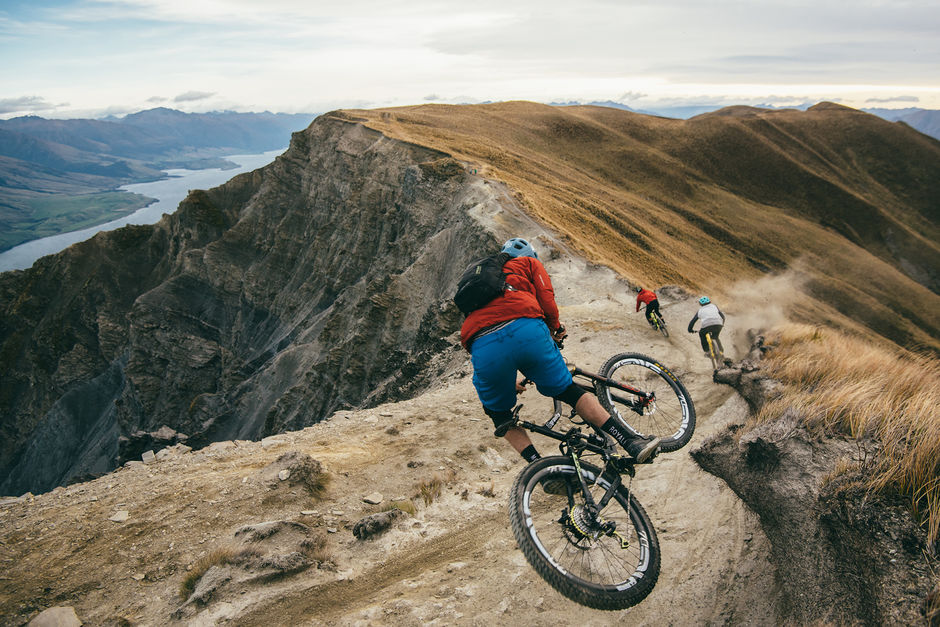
[470,317,573,412]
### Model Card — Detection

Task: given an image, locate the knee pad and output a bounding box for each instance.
[553,383,587,408]
[484,407,516,437]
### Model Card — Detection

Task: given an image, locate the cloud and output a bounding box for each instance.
[0,96,64,114]
[147,95,168,103]
[865,95,920,104]
[173,91,216,103]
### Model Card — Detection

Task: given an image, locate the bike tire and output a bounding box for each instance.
[596,353,696,452]
[658,317,669,338]
[508,456,660,610]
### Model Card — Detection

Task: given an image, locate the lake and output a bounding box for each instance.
[0,149,284,272]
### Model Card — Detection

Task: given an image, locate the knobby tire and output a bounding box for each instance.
[508,456,660,610]
[596,352,696,452]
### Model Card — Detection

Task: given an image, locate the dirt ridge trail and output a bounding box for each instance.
[238,510,507,625]
[0,246,781,626]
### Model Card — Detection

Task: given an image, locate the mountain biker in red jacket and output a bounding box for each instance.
[460,237,661,465]
[635,287,662,327]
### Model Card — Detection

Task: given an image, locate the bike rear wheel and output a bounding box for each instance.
[596,353,695,452]
[508,456,660,610]
[706,333,723,371]
[654,313,669,338]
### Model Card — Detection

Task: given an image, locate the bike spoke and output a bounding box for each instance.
[525,471,645,588]
[596,353,695,452]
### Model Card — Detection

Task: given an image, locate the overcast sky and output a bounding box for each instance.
[1,0,938,119]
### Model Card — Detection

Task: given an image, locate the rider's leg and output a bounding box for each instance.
[503,427,536,458]
[698,329,710,353]
[557,388,660,462]
[471,320,544,462]
[701,325,723,353]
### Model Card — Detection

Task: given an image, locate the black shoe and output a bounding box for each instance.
[623,436,662,463]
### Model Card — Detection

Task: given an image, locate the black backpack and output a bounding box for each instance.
[453,252,513,315]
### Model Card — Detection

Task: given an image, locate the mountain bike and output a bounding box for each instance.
[507,401,660,610]
[647,309,668,338]
[704,331,724,372]
[505,352,695,609]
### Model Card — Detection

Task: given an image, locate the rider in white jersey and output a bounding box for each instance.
[687,297,726,356]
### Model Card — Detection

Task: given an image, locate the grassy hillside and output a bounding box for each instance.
[755,324,940,547]
[338,101,940,352]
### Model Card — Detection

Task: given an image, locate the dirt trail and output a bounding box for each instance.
[0,220,780,626]
[222,249,778,625]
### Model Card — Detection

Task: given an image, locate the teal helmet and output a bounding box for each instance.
[502,237,538,259]
[699,296,711,305]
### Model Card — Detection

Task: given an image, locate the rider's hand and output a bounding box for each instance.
[553,324,568,341]
[516,378,529,393]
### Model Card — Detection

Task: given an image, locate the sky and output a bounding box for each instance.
[1,0,939,119]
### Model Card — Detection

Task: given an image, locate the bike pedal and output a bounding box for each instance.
[608,455,635,473]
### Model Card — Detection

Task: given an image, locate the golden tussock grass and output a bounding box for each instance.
[178,545,259,600]
[339,101,940,352]
[380,500,417,516]
[413,469,457,506]
[755,323,940,546]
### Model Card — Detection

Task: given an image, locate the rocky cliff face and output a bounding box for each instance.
[0,113,498,496]
[693,340,936,625]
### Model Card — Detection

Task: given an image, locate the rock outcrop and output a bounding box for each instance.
[0,112,501,495]
[693,334,937,625]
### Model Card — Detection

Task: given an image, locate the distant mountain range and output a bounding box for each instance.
[0,108,316,251]
[552,100,940,142]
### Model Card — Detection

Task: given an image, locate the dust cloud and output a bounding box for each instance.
[719,263,809,355]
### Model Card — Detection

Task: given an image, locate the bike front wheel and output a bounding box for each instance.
[508,456,660,610]
[596,353,696,452]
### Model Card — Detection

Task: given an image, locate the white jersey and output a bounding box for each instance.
[695,303,724,329]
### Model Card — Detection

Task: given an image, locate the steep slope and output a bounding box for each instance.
[346,102,940,352]
[0,117,496,496]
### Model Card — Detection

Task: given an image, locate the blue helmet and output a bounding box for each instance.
[699,296,711,305]
[501,237,538,259]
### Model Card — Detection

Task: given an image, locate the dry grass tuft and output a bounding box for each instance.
[477,481,497,498]
[756,323,940,546]
[380,500,417,516]
[305,471,331,499]
[178,545,255,600]
[415,476,443,506]
[300,532,333,565]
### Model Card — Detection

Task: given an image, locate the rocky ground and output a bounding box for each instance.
[0,239,788,626]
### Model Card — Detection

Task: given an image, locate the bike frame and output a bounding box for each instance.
[514,415,634,517]
[520,364,656,432]
[649,310,662,329]
[705,332,722,370]
[570,364,654,410]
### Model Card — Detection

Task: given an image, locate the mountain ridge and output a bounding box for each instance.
[1,101,937,496]
[347,102,939,351]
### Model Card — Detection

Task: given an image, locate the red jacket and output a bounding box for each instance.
[636,289,657,311]
[460,256,560,350]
